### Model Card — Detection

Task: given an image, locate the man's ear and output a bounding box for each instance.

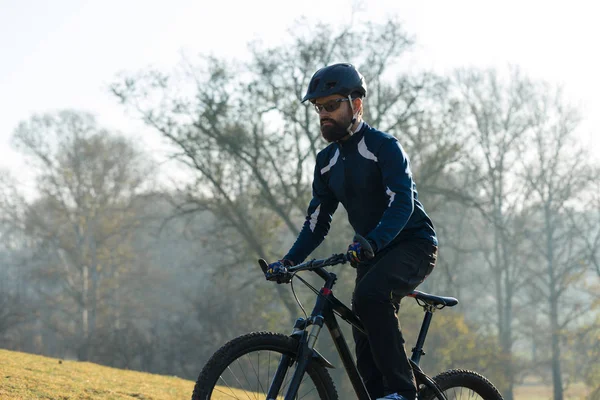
[352,97,363,116]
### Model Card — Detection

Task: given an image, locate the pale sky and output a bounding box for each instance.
[1,0,598,189]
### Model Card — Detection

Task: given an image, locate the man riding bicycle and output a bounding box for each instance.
[266,63,438,400]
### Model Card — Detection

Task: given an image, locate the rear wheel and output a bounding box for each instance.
[192,331,338,399]
[419,369,503,400]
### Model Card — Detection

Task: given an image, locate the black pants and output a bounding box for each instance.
[352,239,437,399]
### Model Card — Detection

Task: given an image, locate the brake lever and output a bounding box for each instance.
[277,271,293,284]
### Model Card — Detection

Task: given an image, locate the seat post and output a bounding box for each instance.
[410,306,435,365]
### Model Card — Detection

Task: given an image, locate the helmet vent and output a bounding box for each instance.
[310,78,320,92]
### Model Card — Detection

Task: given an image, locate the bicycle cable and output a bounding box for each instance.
[290,273,308,321]
[293,274,321,296]
[291,272,341,320]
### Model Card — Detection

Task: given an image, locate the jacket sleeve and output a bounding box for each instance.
[366,138,415,251]
[284,160,339,265]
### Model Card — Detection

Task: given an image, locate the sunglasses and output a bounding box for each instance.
[313,98,350,114]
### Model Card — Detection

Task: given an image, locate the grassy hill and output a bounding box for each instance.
[0,348,591,399]
[0,348,195,399]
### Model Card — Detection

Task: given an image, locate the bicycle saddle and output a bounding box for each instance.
[408,290,459,307]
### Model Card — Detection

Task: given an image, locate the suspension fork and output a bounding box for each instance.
[267,285,331,399]
[282,315,325,400]
[265,317,309,399]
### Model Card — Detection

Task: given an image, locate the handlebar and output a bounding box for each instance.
[291,252,350,272]
[258,234,374,283]
[258,252,349,279]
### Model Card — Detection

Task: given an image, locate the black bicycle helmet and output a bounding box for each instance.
[301,63,367,103]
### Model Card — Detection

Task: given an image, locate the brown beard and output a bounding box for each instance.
[321,119,349,142]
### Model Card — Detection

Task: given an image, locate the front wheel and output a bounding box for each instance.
[419,369,503,400]
[192,331,338,399]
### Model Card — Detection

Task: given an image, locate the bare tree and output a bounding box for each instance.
[11,110,153,361]
[451,66,539,400]
[520,86,597,400]
[573,175,600,278]
[0,172,32,341]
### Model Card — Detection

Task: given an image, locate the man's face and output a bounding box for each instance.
[313,95,354,143]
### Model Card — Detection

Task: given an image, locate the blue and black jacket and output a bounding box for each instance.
[284,123,437,265]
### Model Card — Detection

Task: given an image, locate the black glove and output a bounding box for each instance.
[265,259,294,283]
[346,239,376,265]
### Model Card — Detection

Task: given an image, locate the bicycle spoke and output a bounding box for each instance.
[267,352,271,398]
[283,373,296,400]
[298,377,317,399]
[438,386,486,400]
[204,346,324,400]
[266,354,291,399]
[281,369,314,399]
[215,359,256,400]
[225,364,253,400]
[213,379,241,399]
[234,356,257,400]
[280,364,293,398]
[243,351,265,398]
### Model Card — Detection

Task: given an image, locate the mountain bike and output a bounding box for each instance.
[192,236,503,400]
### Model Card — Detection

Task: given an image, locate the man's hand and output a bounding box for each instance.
[265,259,294,283]
[346,239,376,265]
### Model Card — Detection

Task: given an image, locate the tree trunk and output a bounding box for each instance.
[501,277,514,400]
[550,295,564,400]
[492,197,514,400]
[81,264,89,361]
[502,222,515,400]
[89,216,99,362]
[546,208,564,400]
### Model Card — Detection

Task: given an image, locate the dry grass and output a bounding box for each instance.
[0,348,267,399]
[514,382,590,400]
[0,348,591,399]
[0,348,195,399]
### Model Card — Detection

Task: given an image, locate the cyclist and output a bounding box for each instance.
[266,63,438,400]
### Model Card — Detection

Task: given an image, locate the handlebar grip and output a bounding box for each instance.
[258,259,269,274]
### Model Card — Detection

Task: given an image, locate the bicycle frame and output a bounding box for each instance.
[267,263,445,400]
